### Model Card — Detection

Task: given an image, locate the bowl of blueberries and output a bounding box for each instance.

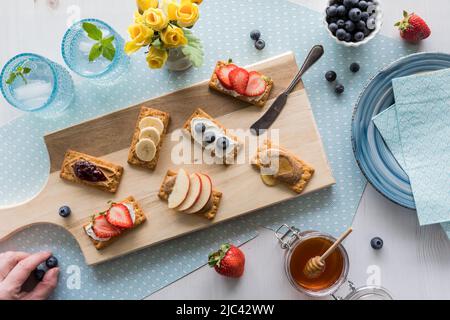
[325,0,382,47]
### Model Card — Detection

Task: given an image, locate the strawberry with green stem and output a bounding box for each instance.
[208,243,245,278]
[395,10,431,42]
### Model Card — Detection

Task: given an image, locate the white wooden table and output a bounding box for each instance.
[1,0,450,300]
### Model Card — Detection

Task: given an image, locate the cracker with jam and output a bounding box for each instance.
[252,140,314,194]
[60,150,123,193]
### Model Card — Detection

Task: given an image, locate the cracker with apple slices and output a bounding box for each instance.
[252,140,314,194]
[83,196,147,250]
[158,169,222,220]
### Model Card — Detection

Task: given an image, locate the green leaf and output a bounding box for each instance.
[102,35,115,45]
[102,43,116,61]
[18,73,28,85]
[152,38,163,49]
[22,67,31,74]
[89,42,103,62]
[5,73,16,85]
[83,22,103,41]
[181,29,204,68]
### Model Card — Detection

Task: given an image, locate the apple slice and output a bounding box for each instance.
[184,173,213,214]
[168,169,191,209]
[177,173,203,212]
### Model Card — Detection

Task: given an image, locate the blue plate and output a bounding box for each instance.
[352,52,450,209]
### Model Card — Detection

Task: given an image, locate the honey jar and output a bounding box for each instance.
[276,225,349,298]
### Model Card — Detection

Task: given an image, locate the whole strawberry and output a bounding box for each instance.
[395,10,431,42]
[208,243,245,278]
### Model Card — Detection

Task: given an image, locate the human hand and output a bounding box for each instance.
[0,251,59,300]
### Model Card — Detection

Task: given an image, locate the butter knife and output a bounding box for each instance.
[250,45,324,136]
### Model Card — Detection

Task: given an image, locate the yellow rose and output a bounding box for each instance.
[146,46,168,69]
[176,2,199,27]
[166,1,179,20]
[189,0,203,4]
[136,0,158,13]
[134,11,144,24]
[161,25,187,48]
[124,23,154,55]
[143,8,169,31]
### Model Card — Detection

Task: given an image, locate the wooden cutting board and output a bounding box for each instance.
[0,52,334,265]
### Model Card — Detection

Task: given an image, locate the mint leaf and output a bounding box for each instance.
[102,43,116,61]
[6,73,16,85]
[23,67,31,74]
[89,42,103,62]
[181,29,204,68]
[83,22,103,41]
[102,35,115,45]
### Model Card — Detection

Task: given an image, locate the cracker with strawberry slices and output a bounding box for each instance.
[158,169,222,220]
[128,107,170,170]
[83,196,147,250]
[209,61,274,107]
[252,140,315,194]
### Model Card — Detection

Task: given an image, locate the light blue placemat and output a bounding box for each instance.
[0,0,413,299]
[373,105,450,237]
[374,69,450,227]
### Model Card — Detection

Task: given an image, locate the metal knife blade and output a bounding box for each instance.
[250,45,324,136]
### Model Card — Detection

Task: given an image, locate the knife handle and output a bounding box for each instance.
[285,45,324,94]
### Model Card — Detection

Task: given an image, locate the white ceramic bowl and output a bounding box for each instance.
[323,0,383,47]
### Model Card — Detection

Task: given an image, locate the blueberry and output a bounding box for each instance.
[356,20,366,31]
[335,84,345,94]
[371,237,383,250]
[350,0,359,6]
[335,28,347,41]
[250,30,261,41]
[344,20,355,32]
[349,8,362,21]
[350,62,360,73]
[327,16,338,24]
[46,256,58,269]
[216,137,230,150]
[362,27,371,36]
[366,17,377,30]
[255,39,265,50]
[336,19,345,28]
[326,5,338,17]
[344,32,352,42]
[358,0,369,10]
[325,71,337,82]
[59,206,71,218]
[203,132,216,145]
[360,12,370,21]
[328,23,338,34]
[354,31,365,42]
[336,5,347,17]
[195,122,206,134]
[343,0,353,8]
[34,269,46,282]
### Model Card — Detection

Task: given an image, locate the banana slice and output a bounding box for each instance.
[139,127,161,145]
[139,116,164,134]
[135,138,157,162]
[261,174,278,187]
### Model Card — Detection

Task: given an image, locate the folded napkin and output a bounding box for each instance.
[373,68,450,227]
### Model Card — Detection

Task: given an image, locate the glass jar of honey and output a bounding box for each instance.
[276,225,349,298]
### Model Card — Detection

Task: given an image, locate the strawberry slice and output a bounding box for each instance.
[92,215,121,239]
[229,68,250,95]
[245,71,267,97]
[216,64,237,90]
[106,203,134,229]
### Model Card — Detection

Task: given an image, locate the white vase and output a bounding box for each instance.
[165,47,193,72]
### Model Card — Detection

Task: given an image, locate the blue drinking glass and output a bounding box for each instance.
[0,53,74,118]
[62,19,130,84]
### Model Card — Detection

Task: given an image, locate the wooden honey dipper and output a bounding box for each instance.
[303,227,353,279]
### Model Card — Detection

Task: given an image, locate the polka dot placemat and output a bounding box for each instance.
[0,0,414,299]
